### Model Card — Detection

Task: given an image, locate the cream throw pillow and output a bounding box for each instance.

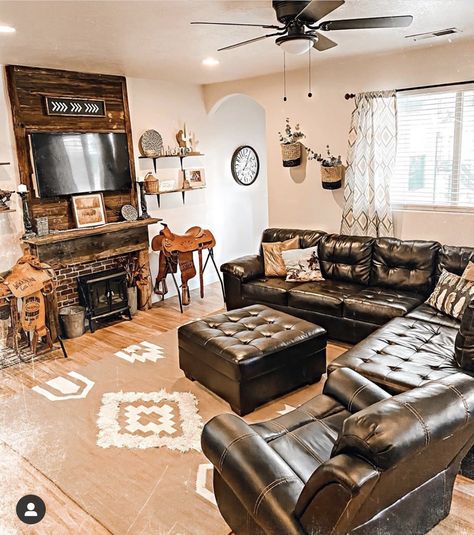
[462,261,474,282]
[262,237,300,277]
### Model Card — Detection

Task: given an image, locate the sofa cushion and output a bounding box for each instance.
[343,287,424,325]
[437,244,474,278]
[426,269,474,319]
[288,280,363,317]
[371,237,440,295]
[262,237,300,277]
[455,300,474,372]
[319,234,374,285]
[252,394,348,481]
[328,317,459,393]
[242,277,298,306]
[405,303,461,329]
[282,246,324,282]
[261,228,326,249]
[463,261,474,281]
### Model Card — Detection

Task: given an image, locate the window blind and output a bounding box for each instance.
[392,84,474,210]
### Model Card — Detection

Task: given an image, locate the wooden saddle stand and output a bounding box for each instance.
[152,224,225,312]
[2,255,67,358]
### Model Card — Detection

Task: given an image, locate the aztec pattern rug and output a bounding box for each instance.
[0,329,332,534]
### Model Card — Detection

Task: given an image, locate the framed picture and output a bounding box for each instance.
[71,193,107,228]
[184,168,206,188]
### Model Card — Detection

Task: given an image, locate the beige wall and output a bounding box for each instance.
[127,78,268,298]
[0,67,22,273]
[203,39,474,246]
[0,72,269,284]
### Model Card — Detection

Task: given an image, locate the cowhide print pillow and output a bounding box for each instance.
[426,269,474,319]
[262,236,300,277]
[462,260,474,282]
[282,246,324,282]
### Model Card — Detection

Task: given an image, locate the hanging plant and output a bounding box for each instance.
[278,118,317,168]
[308,145,345,190]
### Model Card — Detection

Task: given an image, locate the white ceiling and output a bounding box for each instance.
[0,0,473,84]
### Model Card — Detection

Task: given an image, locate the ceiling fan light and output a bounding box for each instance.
[277,36,314,55]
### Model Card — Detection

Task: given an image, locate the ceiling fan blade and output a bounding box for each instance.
[313,32,338,51]
[321,15,413,31]
[217,33,281,52]
[296,1,345,23]
[191,21,281,30]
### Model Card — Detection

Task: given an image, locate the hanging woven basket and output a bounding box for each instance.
[321,165,345,190]
[281,142,302,167]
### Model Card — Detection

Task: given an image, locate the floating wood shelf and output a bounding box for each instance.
[139,153,205,172]
[0,162,10,165]
[146,186,205,206]
[138,154,204,159]
[22,218,161,246]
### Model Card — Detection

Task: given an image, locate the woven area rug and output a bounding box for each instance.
[0,329,327,534]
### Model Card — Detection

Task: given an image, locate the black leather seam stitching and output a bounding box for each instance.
[393,399,431,446]
[294,408,338,438]
[446,384,470,425]
[348,384,368,412]
[218,432,254,473]
[265,421,288,441]
[253,476,299,517]
[271,421,325,465]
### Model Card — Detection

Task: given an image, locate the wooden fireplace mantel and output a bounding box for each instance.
[23,218,161,267]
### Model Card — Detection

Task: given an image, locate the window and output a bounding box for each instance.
[392,84,474,210]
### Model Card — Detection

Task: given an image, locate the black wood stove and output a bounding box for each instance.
[78,269,131,332]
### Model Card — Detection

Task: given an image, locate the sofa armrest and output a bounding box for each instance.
[202,413,304,535]
[220,254,264,282]
[295,454,379,534]
[324,367,391,412]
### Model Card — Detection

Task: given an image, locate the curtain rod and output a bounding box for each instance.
[344,79,474,100]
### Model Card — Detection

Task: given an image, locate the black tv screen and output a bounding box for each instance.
[30,132,132,197]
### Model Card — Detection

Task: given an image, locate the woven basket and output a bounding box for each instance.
[281,142,302,168]
[321,165,345,190]
[144,172,159,194]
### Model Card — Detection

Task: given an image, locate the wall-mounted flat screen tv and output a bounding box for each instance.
[30,132,132,198]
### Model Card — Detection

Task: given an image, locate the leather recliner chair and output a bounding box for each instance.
[202,368,474,535]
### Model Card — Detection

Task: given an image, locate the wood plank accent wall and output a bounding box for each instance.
[6,65,137,231]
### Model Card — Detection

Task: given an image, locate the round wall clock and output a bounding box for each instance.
[231,145,260,186]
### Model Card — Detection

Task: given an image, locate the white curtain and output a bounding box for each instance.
[341,90,397,237]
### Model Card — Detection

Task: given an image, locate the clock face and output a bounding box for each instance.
[231,146,259,186]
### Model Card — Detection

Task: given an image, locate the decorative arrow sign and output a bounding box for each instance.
[44,96,106,117]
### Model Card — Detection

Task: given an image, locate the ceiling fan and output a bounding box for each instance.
[191,0,413,55]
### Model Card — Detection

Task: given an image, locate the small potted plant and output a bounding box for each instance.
[278,118,306,167]
[121,256,145,316]
[308,145,345,190]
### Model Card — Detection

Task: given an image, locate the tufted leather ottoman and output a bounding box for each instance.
[178,304,326,415]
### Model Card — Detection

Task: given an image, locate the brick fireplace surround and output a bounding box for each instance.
[23,219,160,327]
[54,255,129,309]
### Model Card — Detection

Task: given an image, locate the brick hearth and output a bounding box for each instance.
[54,254,130,309]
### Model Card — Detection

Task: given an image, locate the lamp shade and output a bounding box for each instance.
[277,36,314,55]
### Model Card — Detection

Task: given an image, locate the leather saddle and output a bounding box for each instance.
[152,224,216,306]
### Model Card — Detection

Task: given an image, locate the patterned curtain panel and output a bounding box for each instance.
[341,90,397,237]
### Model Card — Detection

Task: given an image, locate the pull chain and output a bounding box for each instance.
[308,45,312,98]
[283,51,287,102]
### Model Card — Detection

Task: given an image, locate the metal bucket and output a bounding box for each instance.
[59,305,86,339]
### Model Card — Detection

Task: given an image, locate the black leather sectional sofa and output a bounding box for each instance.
[221,228,474,478]
[221,228,474,345]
